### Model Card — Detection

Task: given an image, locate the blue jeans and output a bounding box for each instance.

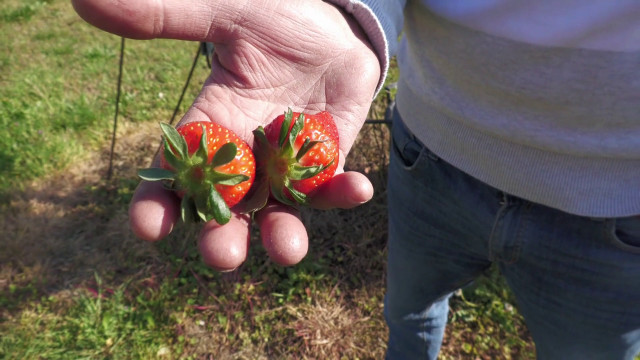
[384,113,640,359]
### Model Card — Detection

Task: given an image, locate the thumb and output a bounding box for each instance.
[308,171,374,210]
[71,0,247,41]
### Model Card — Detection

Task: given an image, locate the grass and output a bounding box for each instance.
[0,0,203,198]
[0,0,585,359]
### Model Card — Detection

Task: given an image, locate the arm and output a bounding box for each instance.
[326,0,406,92]
[72,0,385,270]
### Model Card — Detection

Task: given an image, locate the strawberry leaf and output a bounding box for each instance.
[296,138,325,162]
[207,184,231,225]
[137,168,176,181]
[211,143,238,167]
[252,126,271,163]
[191,184,232,224]
[278,109,293,148]
[288,164,324,181]
[163,144,182,169]
[160,123,188,160]
[214,173,250,186]
[180,196,197,223]
[194,123,209,163]
[285,181,307,204]
[286,113,305,157]
[270,182,295,206]
[213,172,250,186]
[195,196,210,223]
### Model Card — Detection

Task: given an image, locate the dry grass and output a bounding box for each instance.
[286,293,387,359]
[0,121,160,306]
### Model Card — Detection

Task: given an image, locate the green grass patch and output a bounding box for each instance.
[1,278,177,359]
[0,0,51,23]
[0,0,207,197]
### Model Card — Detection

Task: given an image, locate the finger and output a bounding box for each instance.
[308,171,374,210]
[129,181,180,241]
[255,203,309,266]
[198,213,251,272]
[71,0,251,42]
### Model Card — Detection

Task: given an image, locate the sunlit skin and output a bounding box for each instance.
[73,0,379,270]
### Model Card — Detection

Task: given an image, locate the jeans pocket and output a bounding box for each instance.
[390,112,430,170]
[390,134,426,170]
[607,216,640,254]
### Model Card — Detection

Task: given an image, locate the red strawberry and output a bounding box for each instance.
[138,121,255,224]
[252,108,339,205]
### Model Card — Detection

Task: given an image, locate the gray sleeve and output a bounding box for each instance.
[325,0,406,94]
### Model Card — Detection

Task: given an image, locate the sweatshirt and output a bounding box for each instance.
[328,0,640,217]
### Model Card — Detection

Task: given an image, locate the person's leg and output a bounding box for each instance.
[496,203,640,360]
[384,113,499,359]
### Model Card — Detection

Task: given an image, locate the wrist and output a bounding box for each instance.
[323,0,389,97]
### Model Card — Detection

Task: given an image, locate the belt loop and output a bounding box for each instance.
[498,192,509,206]
[393,110,415,151]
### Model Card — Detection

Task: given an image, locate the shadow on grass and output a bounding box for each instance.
[0,121,535,359]
[0,121,161,309]
[0,121,392,359]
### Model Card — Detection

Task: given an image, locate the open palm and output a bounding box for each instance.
[72,0,381,270]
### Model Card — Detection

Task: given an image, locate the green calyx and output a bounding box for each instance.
[137,123,249,225]
[252,109,333,206]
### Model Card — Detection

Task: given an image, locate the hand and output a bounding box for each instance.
[72,0,380,271]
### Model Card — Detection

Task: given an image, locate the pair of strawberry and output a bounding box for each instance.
[138,108,339,225]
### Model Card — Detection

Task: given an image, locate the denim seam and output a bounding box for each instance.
[488,202,509,262]
[504,204,529,264]
[390,128,428,172]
